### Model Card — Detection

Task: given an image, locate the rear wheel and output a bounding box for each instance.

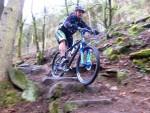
[51,52,64,77]
[76,46,100,85]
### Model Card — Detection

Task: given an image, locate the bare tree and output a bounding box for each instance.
[65,0,69,15]
[0,0,25,81]
[103,0,112,29]
[31,0,40,53]
[0,0,4,18]
[17,16,25,58]
[77,0,80,5]
[108,0,112,26]
[42,7,46,55]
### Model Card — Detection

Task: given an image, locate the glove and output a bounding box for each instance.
[92,29,99,35]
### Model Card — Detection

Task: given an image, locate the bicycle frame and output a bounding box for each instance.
[64,27,92,69]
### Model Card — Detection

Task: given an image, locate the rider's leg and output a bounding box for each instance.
[55,30,68,70]
[55,29,67,57]
[59,40,67,57]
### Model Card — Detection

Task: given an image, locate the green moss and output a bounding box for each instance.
[133,60,145,68]
[115,37,125,44]
[0,81,12,89]
[130,48,150,59]
[36,51,44,64]
[109,54,119,61]
[128,24,144,36]
[21,81,39,102]
[50,84,63,100]
[8,68,28,90]
[103,47,119,61]
[117,70,128,84]
[8,68,39,102]
[63,102,78,113]
[49,101,60,113]
[0,82,23,107]
[133,59,150,73]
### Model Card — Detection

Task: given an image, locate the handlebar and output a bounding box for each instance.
[77,27,92,33]
[70,24,99,35]
[77,26,99,35]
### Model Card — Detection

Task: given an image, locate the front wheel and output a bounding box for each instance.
[51,52,64,77]
[76,46,100,85]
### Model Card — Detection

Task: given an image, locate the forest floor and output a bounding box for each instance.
[0,30,150,113]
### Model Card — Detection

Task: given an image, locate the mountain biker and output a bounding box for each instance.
[55,5,92,61]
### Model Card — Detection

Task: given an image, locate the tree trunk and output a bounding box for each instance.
[108,0,112,26]
[0,0,25,81]
[77,0,80,5]
[32,15,40,53]
[18,17,24,58]
[42,8,46,55]
[103,0,108,29]
[65,0,69,15]
[0,0,4,18]
[31,0,40,53]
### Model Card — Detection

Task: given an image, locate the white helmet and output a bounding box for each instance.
[75,5,85,13]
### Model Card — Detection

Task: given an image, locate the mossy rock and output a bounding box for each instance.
[115,37,125,44]
[21,81,39,102]
[117,70,128,84]
[8,68,28,90]
[103,47,119,61]
[115,45,131,54]
[8,68,39,102]
[107,23,129,37]
[103,47,118,56]
[49,100,61,113]
[129,38,144,47]
[130,48,150,59]
[63,102,78,113]
[128,24,144,36]
[133,59,150,73]
[48,83,63,100]
[109,54,119,61]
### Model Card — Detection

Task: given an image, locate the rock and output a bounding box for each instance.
[105,68,118,77]
[128,24,144,36]
[42,76,78,86]
[63,98,112,113]
[17,64,45,75]
[21,81,39,102]
[47,81,85,100]
[130,48,150,59]
[48,100,62,113]
[110,86,118,91]
[117,70,128,84]
[132,58,150,73]
[8,68,39,102]
[8,68,29,90]
[103,47,119,61]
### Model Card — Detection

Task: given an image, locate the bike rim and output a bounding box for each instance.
[76,46,100,85]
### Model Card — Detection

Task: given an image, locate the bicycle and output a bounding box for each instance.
[51,27,100,85]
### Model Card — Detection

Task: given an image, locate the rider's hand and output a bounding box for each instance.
[92,29,99,35]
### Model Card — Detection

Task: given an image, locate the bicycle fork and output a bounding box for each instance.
[80,44,92,69]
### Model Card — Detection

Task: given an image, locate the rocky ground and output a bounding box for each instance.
[0,28,150,113]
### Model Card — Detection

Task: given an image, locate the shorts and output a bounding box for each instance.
[55,29,73,48]
[55,29,66,42]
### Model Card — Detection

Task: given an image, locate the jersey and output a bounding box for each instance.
[58,12,91,37]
